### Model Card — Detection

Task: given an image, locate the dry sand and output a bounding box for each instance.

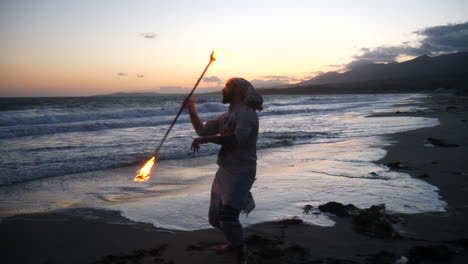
[1,94,467,264]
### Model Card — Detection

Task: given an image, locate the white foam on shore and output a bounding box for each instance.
[114,136,445,230]
[1,128,443,230]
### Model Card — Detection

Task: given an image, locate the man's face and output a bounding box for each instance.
[222,84,232,104]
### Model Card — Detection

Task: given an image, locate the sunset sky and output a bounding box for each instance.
[1,0,467,97]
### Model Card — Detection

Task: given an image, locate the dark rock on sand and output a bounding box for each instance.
[245,234,283,246]
[407,244,455,263]
[304,258,360,264]
[318,202,359,218]
[41,260,57,264]
[245,233,309,264]
[365,251,398,264]
[453,238,468,249]
[417,173,430,178]
[386,161,409,169]
[303,204,314,215]
[352,204,398,238]
[427,137,459,147]
[186,241,222,251]
[317,203,401,238]
[277,217,304,226]
[91,244,170,264]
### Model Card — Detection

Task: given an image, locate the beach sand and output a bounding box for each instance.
[1,94,467,264]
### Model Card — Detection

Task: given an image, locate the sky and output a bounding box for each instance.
[1,0,467,97]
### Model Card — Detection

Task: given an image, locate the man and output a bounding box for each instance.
[184,77,263,258]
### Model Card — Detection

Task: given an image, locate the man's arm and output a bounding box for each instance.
[191,108,256,152]
[184,98,221,136]
[191,134,237,152]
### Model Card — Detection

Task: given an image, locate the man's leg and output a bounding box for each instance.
[220,205,243,246]
[208,177,222,229]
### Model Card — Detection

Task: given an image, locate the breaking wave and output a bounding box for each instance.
[0,94,436,186]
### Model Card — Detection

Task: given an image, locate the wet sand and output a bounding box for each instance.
[1,93,467,264]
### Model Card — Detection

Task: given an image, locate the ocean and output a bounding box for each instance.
[0,93,446,230]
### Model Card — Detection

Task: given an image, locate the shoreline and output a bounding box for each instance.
[374,94,468,241]
[1,93,467,264]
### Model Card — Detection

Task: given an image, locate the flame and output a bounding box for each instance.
[134,156,156,182]
[210,48,225,75]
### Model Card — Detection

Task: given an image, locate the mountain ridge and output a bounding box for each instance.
[299,52,468,86]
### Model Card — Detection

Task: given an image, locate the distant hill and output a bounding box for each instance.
[299,52,468,86]
[94,88,222,97]
[258,73,468,95]
[93,92,162,97]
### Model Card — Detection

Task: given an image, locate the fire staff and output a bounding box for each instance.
[134,50,222,182]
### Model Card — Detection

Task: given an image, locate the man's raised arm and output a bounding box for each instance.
[184,98,221,136]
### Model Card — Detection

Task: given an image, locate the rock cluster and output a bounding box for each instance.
[318,202,401,238]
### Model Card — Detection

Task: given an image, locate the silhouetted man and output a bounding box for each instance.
[185,77,263,260]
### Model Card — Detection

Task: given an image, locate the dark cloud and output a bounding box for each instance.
[345,21,468,70]
[136,74,144,78]
[117,72,128,76]
[344,59,377,70]
[415,22,468,53]
[140,33,158,39]
[348,45,426,69]
[203,76,223,85]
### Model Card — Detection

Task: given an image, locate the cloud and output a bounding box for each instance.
[303,71,325,79]
[140,33,158,39]
[260,75,300,81]
[415,22,468,53]
[309,71,324,75]
[203,76,223,85]
[136,74,144,78]
[344,21,468,70]
[250,79,290,88]
[117,72,128,76]
[250,75,302,88]
[347,45,427,69]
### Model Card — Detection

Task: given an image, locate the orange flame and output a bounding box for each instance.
[134,156,156,182]
[210,48,225,75]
